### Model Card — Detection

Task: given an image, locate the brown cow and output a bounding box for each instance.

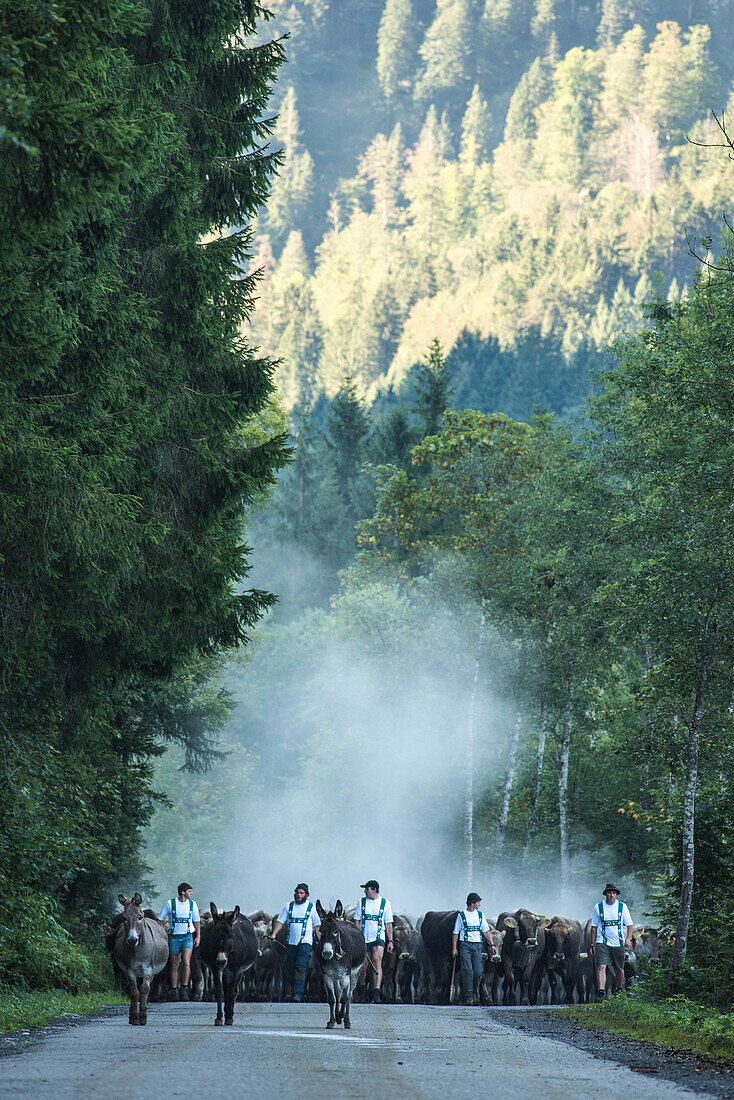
[543,916,583,1003]
[498,909,549,1005]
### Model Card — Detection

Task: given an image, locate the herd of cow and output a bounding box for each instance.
[107,894,659,1028]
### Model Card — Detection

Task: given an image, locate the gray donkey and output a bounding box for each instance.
[314,900,366,1029]
[113,892,169,1024]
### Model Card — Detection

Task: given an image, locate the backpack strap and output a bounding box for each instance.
[301,902,313,944]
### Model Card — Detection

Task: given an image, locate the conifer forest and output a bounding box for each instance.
[2,0,734,1018]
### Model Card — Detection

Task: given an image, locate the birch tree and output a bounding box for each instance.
[594,257,734,986]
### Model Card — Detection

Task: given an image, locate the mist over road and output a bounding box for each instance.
[0,1002,715,1100]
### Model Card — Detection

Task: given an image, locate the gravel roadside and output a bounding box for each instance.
[488,1008,734,1099]
[0,1004,127,1059]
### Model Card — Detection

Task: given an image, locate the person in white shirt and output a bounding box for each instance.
[353,879,394,1003]
[589,882,633,1000]
[271,883,321,1002]
[157,882,201,1001]
[451,891,498,1005]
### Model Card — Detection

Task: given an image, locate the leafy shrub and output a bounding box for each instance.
[0,894,92,992]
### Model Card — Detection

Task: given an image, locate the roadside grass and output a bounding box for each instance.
[561,991,734,1065]
[0,987,127,1034]
[0,987,126,1033]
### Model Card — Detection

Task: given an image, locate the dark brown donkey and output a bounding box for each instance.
[113,893,169,1024]
[199,903,258,1025]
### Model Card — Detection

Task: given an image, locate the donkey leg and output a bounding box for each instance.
[139,974,151,1025]
[214,970,224,1025]
[325,985,336,1029]
[224,976,236,1025]
[127,975,140,1025]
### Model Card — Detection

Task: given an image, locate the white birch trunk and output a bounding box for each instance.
[523,700,547,861]
[669,682,704,987]
[558,695,573,901]
[496,711,522,855]
[464,607,484,887]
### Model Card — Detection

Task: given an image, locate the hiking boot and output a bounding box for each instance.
[293,994,303,1003]
[179,987,190,1001]
[372,988,381,1004]
[168,988,180,1002]
[595,988,607,1002]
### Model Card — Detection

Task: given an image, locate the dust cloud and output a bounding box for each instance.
[146,540,646,926]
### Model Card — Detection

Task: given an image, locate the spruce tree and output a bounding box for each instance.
[413,338,454,436]
[0,0,288,927]
[328,375,371,497]
[377,0,419,102]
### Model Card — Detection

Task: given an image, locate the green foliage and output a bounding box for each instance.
[0,988,126,1035]
[0,896,93,992]
[248,10,731,410]
[563,988,734,1063]
[0,0,287,948]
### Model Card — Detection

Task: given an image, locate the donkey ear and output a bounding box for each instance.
[132,892,142,906]
[210,902,219,919]
[334,900,344,919]
[230,905,240,925]
[118,893,128,907]
[316,899,326,919]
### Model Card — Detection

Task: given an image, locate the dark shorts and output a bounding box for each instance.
[169,932,193,954]
[595,943,625,971]
[366,939,385,951]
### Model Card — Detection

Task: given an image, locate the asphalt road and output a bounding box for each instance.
[0,1002,718,1100]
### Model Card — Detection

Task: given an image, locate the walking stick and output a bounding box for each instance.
[449,954,457,1005]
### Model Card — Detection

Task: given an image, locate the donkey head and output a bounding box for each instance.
[209,902,241,970]
[316,899,343,962]
[118,892,144,949]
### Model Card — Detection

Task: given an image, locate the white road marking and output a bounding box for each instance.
[182,1027,448,1048]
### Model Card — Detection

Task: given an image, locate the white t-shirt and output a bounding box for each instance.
[158,897,200,934]
[355,896,393,943]
[453,909,490,943]
[277,900,321,946]
[590,900,632,948]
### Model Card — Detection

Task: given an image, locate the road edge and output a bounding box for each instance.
[486,1008,734,1099]
[0,1003,127,1059]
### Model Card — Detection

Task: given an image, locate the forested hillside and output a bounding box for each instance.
[3,0,734,1024]
[147,0,734,1009]
[249,1,733,415]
